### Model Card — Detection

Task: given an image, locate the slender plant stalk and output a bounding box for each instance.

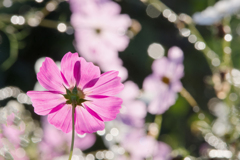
[180,87,198,108]
[0,31,18,71]
[222,17,233,68]
[68,103,76,160]
[154,114,162,139]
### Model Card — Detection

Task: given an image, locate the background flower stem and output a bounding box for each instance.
[180,87,198,108]
[0,30,18,71]
[154,114,162,139]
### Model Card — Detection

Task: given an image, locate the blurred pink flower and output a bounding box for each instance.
[99,58,128,82]
[154,142,172,160]
[27,52,124,135]
[0,126,29,160]
[70,0,131,81]
[70,0,111,15]
[66,132,96,150]
[121,129,171,160]
[2,124,25,147]
[39,117,96,159]
[71,0,131,55]
[5,113,15,126]
[143,46,184,114]
[117,81,147,127]
[122,129,157,159]
[1,113,25,148]
[9,149,29,160]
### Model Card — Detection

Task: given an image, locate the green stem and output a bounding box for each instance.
[68,103,76,160]
[154,114,162,140]
[180,87,198,108]
[221,17,232,68]
[0,29,19,71]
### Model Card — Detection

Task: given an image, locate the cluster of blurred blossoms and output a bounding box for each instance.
[0,100,97,160]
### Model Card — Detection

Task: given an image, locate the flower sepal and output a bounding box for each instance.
[63,86,87,106]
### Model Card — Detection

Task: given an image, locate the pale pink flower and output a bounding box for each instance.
[121,129,171,160]
[70,0,131,81]
[2,124,25,147]
[117,81,147,127]
[99,58,128,82]
[1,113,25,148]
[69,0,111,15]
[143,46,184,114]
[122,129,157,159]
[154,142,172,160]
[0,125,29,160]
[71,0,131,54]
[39,117,96,159]
[27,52,124,134]
[9,149,29,160]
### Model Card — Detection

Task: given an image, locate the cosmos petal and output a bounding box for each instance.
[148,91,176,114]
[27,91,66,115]
[84,95,122,121]
[171,80,182,92]
[71,14,94,28]
[117,81,140,101]
[168,46,184,64]
[83,71,124,96]
[48,104,73,133]
[66,133,96,151]
[61,52,79,87]
[151,57,169,77]
[75,106,105,135]
[143,74,162,95]
[37,58,65,93]
[108,14,132,31]
[75,57,101,88]
[103,32,130,51]
[174,64,184,80]
[100,1,121,15]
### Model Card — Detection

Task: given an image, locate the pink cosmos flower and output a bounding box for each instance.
[117,81,147,127]
[2,123,25,147]
[154,142,172,160]
[0,123,29,160]
[121,129,172,160]
[39,117,96,159]
[1,113,25,148]
[27,52,124,135]
[69,0,110,15]
[70,0,131,56]
[9,149,29,160]
[122,129,157,159]
[70,0,131,81]
[143,46,184,114]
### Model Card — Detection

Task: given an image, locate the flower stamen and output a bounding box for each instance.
[95,28,101,34]
[162,76,170,85]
